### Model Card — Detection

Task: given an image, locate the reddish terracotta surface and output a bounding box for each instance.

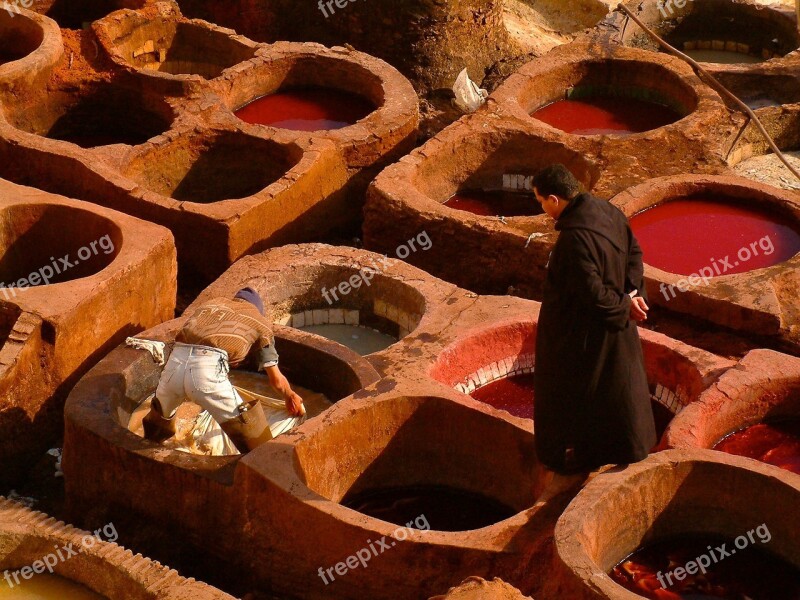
[0,179,176,486]
[715,418,800,475]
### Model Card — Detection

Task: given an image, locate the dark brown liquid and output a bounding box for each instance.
[611,534,800,599]
[342,485,517,531]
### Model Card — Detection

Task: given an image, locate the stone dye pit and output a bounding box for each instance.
[429,318,732,439]
[549,449,800,600]
[613,0,800,69]
[0,9,45,66]
[613,175,800,351]
[664,349,800,475]
[97,12,258,81]
[0,180,175,487]
[366,119,600,298]
[0,497,234,599]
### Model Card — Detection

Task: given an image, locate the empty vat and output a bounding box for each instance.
[0,9,44,66]
[5,80,175,148]
[123,130,298,203]
[96,13,257,80]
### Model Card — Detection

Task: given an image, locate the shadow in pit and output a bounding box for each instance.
[45,0,145,30]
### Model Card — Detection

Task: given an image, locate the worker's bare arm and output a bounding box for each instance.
[264,365,306,416]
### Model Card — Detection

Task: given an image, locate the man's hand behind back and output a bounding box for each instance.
[629,290,649,322]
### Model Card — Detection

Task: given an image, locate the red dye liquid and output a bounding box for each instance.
[470,374,536,420]
[630,197,800,276]
[532,97,682,135]
[234,87,375,131]
[444,190,542,218]
[342,485,517,532]
[714,419,800,476]
[611,535,800,599]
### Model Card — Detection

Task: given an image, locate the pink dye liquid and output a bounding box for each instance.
[342,485,516,531]
[234,87,375,131]
[714,419,800,476]
[630,197,800,276]
[611,535,800,599]
[470,374,535,420]
[444,190,542,218]
[532,97,682,135]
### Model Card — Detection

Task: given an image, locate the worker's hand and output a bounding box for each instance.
[629,290,649,322]
[285,391,306,417]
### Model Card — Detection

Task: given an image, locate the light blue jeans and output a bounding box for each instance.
[155,342,245,424]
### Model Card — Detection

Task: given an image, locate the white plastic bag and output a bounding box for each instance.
[452,68,489,113]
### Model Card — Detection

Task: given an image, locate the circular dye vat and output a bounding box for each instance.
[714,418,800,476]
[531,97,682,135]
[630,197,800,276]
[470,373,535,420]
[301,323,396,356]
[342,485,517,531]
[683,49,762,64]
[611,534,800,599]
[444,190,543,218]
[234,87,375,131]
[0,572,106,599]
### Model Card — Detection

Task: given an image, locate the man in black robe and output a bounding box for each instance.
[532,164,656,474]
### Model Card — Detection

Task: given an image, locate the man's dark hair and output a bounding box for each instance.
[532,164,582,200]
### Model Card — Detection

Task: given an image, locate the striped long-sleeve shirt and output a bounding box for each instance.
[176,297,279,369]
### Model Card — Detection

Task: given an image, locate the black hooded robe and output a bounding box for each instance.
[533,193,656,473]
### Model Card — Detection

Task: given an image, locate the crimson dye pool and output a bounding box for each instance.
[234,87,375,131]
[630,197,800,276]
[444,190,542,218]
[531,97,682,135]
[714,418,800,476]
[611,534,800,599]
[342,485,517,531]
[470,373,536,419]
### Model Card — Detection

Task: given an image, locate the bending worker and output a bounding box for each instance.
[143,287,305,452]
